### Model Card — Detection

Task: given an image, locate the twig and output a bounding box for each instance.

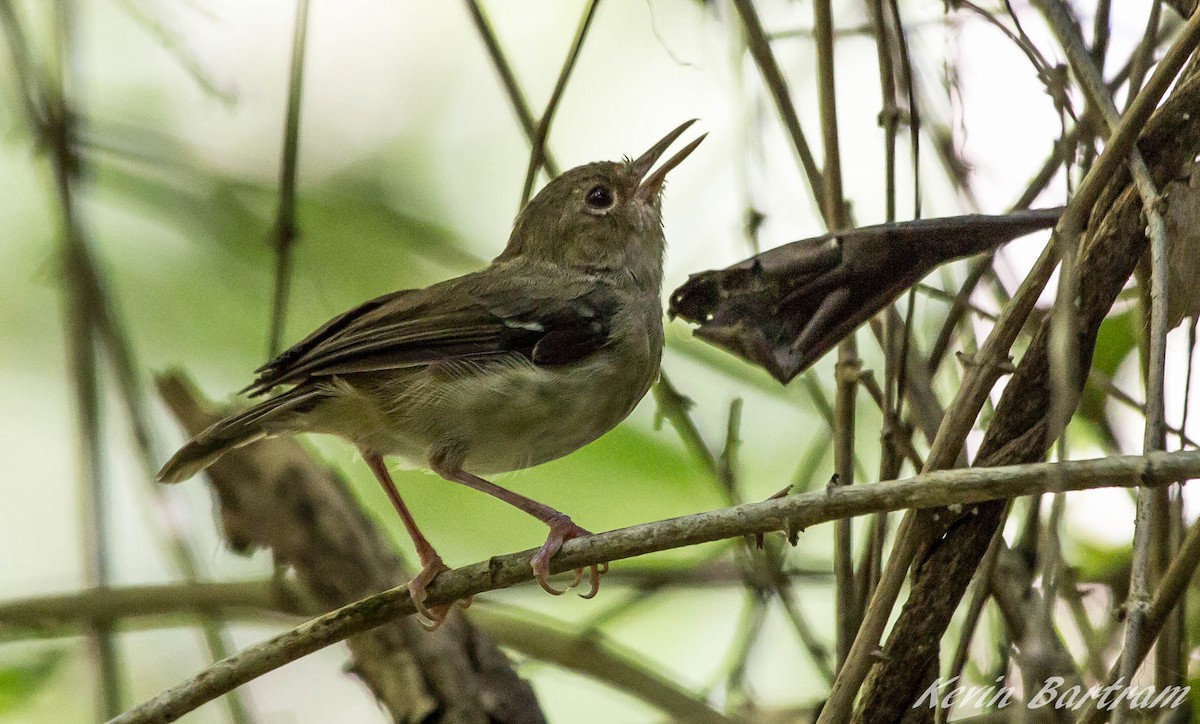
[935,523,1005,724]
[731,0,826,214]
[266,0,311,357]
[653,372,718,476]
[475,603,732,724]
[0,584,731,724]
[461,0,559,178]
[518,0,600,206]
[1124,0,1164,109]
[112,449,1200,723]
[6,1,127,714]
[0,581,299,630]
[810,0,860,672]
[718,590,768,707]
[1089,369,1200,449]
[111,0,236,105]
[1077,501,1200,723]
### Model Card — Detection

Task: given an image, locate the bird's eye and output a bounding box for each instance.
[584,185,615,211]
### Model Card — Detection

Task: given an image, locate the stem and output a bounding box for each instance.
[266,0,311,358]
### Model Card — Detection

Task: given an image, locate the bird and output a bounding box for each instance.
[157,120,705,627]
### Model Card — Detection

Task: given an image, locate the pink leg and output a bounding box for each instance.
[430,459,604,598]
[362,452,462,629]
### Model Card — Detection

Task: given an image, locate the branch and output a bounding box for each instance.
[731,0,825,213]
[461,0,559,178]
[0,583,730,724]
[266,0,311,357]
[518,0,599,206]
[111,449,1200,723]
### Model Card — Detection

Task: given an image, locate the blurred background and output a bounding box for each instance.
[1,0,1198,721]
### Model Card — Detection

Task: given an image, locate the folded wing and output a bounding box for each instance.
[245,274,619,396]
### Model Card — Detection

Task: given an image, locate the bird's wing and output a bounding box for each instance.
[244,274,620,396]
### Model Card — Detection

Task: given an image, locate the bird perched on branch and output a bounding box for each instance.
[158,120,705,627]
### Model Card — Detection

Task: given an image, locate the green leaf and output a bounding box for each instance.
[0,648,67,714]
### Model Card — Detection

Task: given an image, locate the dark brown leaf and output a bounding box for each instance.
[668,209,1063,383]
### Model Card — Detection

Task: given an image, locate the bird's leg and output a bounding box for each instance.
[430,459,605,598]
[362,451,459,629]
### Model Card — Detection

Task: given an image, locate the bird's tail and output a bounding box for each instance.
[156,386,323,483]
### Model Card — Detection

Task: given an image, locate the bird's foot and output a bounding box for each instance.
[408,556,458,631]
[531,516,606,598]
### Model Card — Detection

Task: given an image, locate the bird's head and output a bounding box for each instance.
[500,120,704,292]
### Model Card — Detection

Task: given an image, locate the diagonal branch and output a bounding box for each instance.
[462,0,560,178]
[266,0,311,357]
[518,0,600,206]
[0,583,730,724]
[111,448,1200,723]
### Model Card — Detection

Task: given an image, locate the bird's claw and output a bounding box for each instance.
[408,557,453,630]
[531,517,605,599]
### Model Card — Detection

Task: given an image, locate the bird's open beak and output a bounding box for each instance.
[631,119,706,201]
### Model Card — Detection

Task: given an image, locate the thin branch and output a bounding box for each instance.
[731,0,827,217]
[1089,368,1200,448]
[112,449,1200,724]
[518,0,600,206]
[1078,501,1200,723]
[935,522,1005,724]
[475,603,733,724]
[111,0,236,105]
[461,0,559,177]
[0,581,296,629]
[1124,0,1165,109]
[811,0,859,673]
[653,372,718,476]
[266,0,311,357]
[0,584,732,724]
[7,0,127,714]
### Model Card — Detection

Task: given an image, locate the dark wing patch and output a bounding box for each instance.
[244,277,618,396]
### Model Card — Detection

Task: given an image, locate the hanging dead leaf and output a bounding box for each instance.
[669,209,1062,384]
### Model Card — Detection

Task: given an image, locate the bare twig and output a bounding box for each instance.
[1078,502,1200,723]
[111,0,236,104]
[0,584,731,724]
[518,0,600,206]
[810,0,860,672]
[2,1,127,714]
[461,0,559,177]
[112,450,1200,723]
[266,0,311,357]
[1027,4,1174,715]
[731,0,826,213]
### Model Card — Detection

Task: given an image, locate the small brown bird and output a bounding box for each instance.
[158,121,704,626]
